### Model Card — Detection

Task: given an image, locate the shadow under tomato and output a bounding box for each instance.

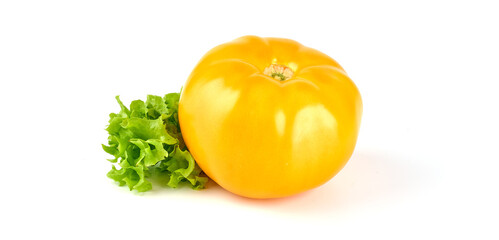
[207,149,436,218]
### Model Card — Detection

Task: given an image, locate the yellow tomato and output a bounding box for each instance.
[179,36,362,199]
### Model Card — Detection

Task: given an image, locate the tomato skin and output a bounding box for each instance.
[179,36,362,199]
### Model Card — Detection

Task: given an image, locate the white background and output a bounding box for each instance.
[1,0,498,239]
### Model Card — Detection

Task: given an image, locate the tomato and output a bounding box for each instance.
[179,36,362,199]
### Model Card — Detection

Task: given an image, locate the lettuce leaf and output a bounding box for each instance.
[103,93,208,192]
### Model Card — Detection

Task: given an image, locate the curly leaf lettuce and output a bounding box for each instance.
[103,94,208,192]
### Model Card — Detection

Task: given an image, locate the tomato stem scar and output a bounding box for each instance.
[263,64,294,81]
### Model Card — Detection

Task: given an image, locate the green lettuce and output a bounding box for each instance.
[103,93,208,192]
